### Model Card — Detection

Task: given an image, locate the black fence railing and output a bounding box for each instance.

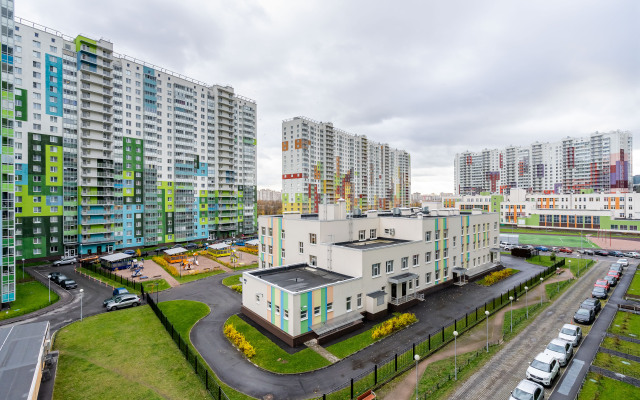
[146,293,229,400]
[79,262,146,292]
[314,261,564,400]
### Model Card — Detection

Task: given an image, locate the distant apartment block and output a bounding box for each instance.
[454,130,632,195]
[281,116,410,214]
[9,17,257,263]
[258,188,281,202]
[245,201,499,346]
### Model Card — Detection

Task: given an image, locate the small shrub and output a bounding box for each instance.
[238,247,258,256]
[550,252,556,262]
[224,323,255,358]
[231,284,243,293]
[371,313,417,340]
[152,256,178,276]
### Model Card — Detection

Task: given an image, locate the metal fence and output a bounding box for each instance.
[314,260,565,399]
[79,262,145,293]
[146,293,230,400]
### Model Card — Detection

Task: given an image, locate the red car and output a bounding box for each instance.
[594,279,610,291]
[607,270,621,280]
[558,247,573,254]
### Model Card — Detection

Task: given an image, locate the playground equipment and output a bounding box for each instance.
[131,266,143,278]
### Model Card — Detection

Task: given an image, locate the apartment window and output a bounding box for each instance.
[268,245,272,254]
[309,233,317,244]
[435,249,440,260]
[299,241,304,253]
[425,231,431,242]
[281,230,285,239]
[255,294,261,303]
[435,230,440,240]
[444,248,448,258]
[268,227,273,236]
[425,252,432,263]
[401,257,408,270]
[261,226,265,235]
[33,237,42,244]
[444,267,448,277]
[453,236,456,246]
[275,305,280,315]
[261,243,265,252]
[416,277,420,287]
[284,310,289,320]
[357,293,363,308]
[314,306,321,316]
[327,302,333,312]
[426,272,431,283]
[281,248,285,258]
[33,207,42,213]
[359,230,366,240]
[435,269,440,281]
[309,255,317,266]
[386,260,394,274]
[300,309,308,320]
[346,296,352,312]
[370,229,376,239]
[453,256,457,266]
[372,263,381,277]
[412,254,419,267]
[443,229,448,239]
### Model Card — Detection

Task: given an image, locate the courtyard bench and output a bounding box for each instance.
[356,389,376,400]
[556,269,565,275]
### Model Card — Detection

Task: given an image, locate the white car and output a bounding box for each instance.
[544,338,573,367]
[526,352,560,387]
[510,379,545,400]
[617,258,629,267]
[559,324,583,347]
[624,252,640,259]
[53,256,77,266]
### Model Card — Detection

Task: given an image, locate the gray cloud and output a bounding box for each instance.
[19,0,639,193]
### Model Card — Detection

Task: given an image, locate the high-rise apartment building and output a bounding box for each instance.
[9,17,257,263]
[1,0,16,307]
[281,116,410,213]
[454,131,632,195]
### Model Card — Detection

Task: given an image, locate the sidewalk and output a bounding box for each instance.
[381,270,575,400]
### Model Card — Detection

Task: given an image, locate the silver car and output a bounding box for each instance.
[105,294,141,311]
[544,338,573,366]
[559,324,582,347]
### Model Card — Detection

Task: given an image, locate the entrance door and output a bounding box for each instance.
[96,246,102,254]
[401,282,407,296]
[65,247,77,257]
[391,284,397,298]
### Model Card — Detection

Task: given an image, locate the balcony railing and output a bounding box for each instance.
[389,293,424,306]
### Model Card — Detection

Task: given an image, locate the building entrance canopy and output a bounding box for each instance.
[387,272,418,284]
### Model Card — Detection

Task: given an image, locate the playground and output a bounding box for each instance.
[517,233,599,248]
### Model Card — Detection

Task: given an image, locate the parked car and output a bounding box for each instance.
[534,246,550,252]
[583,249,594,256]
[105,294,142,311]
[591,286,608,299]
[52,274,69,284]
[184,243,198,250]
[573,308,595,325]
[47,271,62,280]
[559,324,583,347]
[112,287,129,296]
[509,379,545,400]
[526,352,560,387]
[580,298,602,315]
[544,338,574,367]
[155,246,168,252]
[595,250,610,257]
[624,251,640,259]
[603,275,617,287]
[609,264,623,275]
[594,279,610,291]
[609,250,624,257]
[607,270,621,280]
[53,256,77,266]
[60,279,78,290]
[558,247,573,254]
[617,258,629,267]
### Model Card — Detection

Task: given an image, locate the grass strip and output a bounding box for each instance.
[157,300,254,400]
[545,279,574,301]
[53,306,211,400]
[593,352,640,380]
[577,371,639,400]
[601,336,640,357]
[0,281,59,321]
[627,270,640,298]
[222,274,242,287]
[608,311,640,339]
[224,314,330,373]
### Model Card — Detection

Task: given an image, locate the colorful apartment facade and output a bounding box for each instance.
[281,116,411,214]
[9,17,257,262]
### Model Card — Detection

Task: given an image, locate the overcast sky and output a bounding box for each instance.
[19,0,639,194]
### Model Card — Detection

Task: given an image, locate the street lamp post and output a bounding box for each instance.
[540,278,544,305]
[485,310,490,352]
[509,296,514,332]
[21,258,24,280]
[79,288,84,321]
[453,331,459,380]
[414,354,420,400]
[556,267,560,293]
[524,286,529,318]
[48,276,51,303]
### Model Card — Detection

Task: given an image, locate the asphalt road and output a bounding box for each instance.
[449,259,631,399]
[159,255,552,400]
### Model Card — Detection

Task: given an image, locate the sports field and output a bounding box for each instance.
[517,234,599,248]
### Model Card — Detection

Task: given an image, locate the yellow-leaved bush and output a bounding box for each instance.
[371,313,417,340]
[224,323,256,358]
[152,256,178,276]
[482,268,516,285]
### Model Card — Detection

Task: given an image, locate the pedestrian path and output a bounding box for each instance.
[304,339,341,364]
[381,270,574,400]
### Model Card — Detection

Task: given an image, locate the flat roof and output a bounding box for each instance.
[0,321,50,400]
[248,264,354,292]
[334,237,411,250]
[100,253,132,262]
[164,247,187,255]
[208,243,230,250]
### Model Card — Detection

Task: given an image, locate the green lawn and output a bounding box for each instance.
[545,279,574,300]
[527,255,594,276]
[79,267,171,294]
[224,314,330,373]
[222,274,242,287]
[0,281,59,321]
[593,352,640,380]
[578,372,639,400]
[527,255,560,267]
[627,270,640,298]
[170,268,226,284]
[502,302,545,336]
[601,336,640,357]
[326,326,378,359]
[53,306,211,400]
[608,311,640,338]
[517,233,599,248]
[158,301,254,400]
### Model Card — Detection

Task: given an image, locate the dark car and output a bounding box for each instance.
[534,246,550,252]
[595,250,609,256]
[609,264,623,276]
[52,274,69,284]
[580,298,602,314]
[573,308,595,325]
[60,279,78,290]
[48,271,62,281]
[184,243,198,250]
[583,249,594,256]
[604,275,617,287]
[123,250,136,255]
[592,287,608,299]
[609,250,624,257]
